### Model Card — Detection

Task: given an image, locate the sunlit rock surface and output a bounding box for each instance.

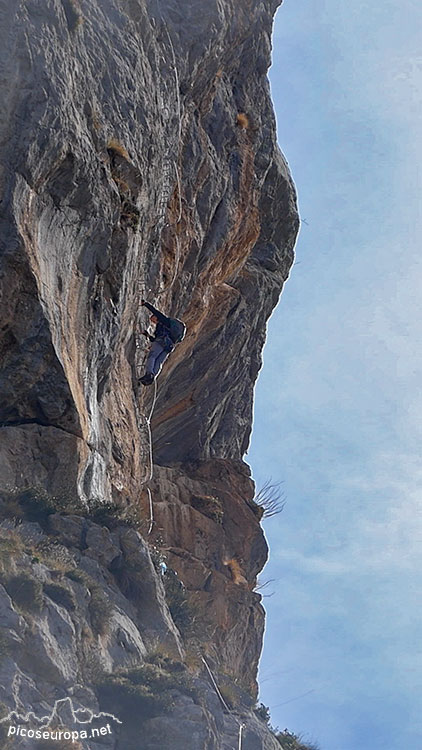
[0,0,298,747]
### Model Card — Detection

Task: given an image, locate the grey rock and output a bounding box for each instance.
[0,0,297,503]
[0,584,25,630]
[106,607,147,668]
[13,520,46,546]
[20,599,78,684]
[84,522,121,567]
[0,0,299,747]
[141,713,217,750]
[116,527,184,652]
[47,513,85,546]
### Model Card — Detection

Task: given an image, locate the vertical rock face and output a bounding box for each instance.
[0,1,299,748]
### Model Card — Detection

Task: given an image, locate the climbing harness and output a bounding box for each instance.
[201,656,245,750]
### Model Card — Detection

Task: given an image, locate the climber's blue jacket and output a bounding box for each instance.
[143,301,173,343]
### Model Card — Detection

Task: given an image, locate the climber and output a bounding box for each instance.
[138,300,186,386]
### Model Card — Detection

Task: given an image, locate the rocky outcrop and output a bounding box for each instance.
[0,0,299,748]
[0,506,280,749]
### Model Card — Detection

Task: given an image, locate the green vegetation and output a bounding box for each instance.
[11,487,57,522]
[191,494,224,524]
[218,682,241,710]
[65,568,85,584]
[0,486,84,526]
[112,559,146,602]
[0,487,53,524]
[4,572,43,614]
[0,532,76,613]
[0,628,11,662]
[43,582,76,611]
[148,638,203,675]
[107,142,140,231]
[0,485,145,537]
[33,539,73,571]
[276,729,320,750]
[87,498,122,527]
[87,497,143,530]
[146,650,187,674]
[94,661,193,724]
[89,583,112,635]
[254,702,271,723]
[138,556,210,645]
[252,699,321,750]
[65,567,111,635]
[0,531,24,574]
[0,493,24,522]
[148,542,167,574]
[162,568,202,640]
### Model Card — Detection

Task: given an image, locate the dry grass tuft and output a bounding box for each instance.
[107,139,130,160]
[4,572,43,614]
[253,480,286,518]
[236,112,250,129]
[275,729,321,750]
[223,558,248,586]
[191,494,223,524]
[0,531,24,575]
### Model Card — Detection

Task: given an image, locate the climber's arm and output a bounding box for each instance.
[142,300,171,328]
[141,329,155,342]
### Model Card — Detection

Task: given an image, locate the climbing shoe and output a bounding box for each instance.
[139,373,155,386]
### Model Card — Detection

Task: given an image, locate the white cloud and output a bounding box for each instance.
[255,3,422,748]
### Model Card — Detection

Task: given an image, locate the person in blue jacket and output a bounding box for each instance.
[138,300,185,386]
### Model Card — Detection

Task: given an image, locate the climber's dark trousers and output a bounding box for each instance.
[145,341,170,377]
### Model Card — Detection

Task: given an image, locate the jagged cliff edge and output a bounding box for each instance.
[0,0,299,748]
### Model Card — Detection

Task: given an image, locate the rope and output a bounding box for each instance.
[133,287,158,534]
[162,19,183,167]
[201,657,245,750]
[134,2,183,534]
[139,376,158,535]
[238,724,243,750]
[146,486,154,535]
[144,375,158,482]
[161,15,183,223]
[153,0,183,296]
[162,231,181,294]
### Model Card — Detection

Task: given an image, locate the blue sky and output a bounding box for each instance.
[248,2,422,749]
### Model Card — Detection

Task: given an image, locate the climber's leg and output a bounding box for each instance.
[152,346,169,376]
[145,342,159,375]
[139,341,169,385]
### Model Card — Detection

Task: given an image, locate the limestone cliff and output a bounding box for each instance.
[0,0,299,748]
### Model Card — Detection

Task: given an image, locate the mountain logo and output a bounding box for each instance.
[0,695,122,727]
